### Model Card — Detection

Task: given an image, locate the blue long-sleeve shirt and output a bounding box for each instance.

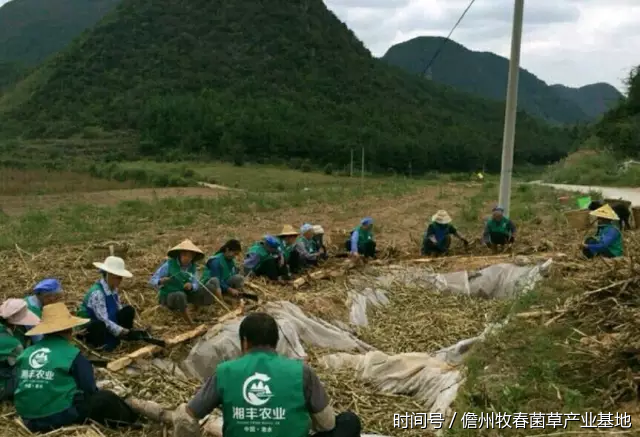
[350,231,360,254]
[206,257,231,292]
[22,349,97,432]
[148,260,199,290]
[587,226,618,253]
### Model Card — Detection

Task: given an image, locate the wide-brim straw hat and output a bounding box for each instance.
[0,299,40,326]
[167,239,205,262]
[93,256,133,278]
[432,210,452,225]
[313,225,325,234]
[590,204,619,221]
[277,224,299,237]
[25,302,89,336]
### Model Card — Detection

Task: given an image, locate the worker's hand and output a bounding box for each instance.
[172,404,202,437]
[429,236,437,244]
[183,282,193,291]
[350,252,360,259]
[227,288,240,297]
[159,277,171,285]
[119,328,130,337]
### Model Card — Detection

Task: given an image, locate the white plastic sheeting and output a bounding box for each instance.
[320,351,462,419]
[183,300,374,381]
[348,287,389,327]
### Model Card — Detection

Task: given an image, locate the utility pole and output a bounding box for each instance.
[361,147,365,185]
[498,0,525,217]
[350,149,354,177]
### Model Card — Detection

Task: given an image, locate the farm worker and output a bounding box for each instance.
[243,235,290,281]
[482,207,516,252]
[582,204,624,259]
[295,223,324,269]
[422,210,469,256]
[173,312,362,437]
[76,256,136,352]
[201,239,245,301]
[25,278,63,343]
[276,225,302,274]
[150,239,207,324]
[346,217,376,259]
[0,299,40,402]
[588,200,631,230]
[13,302,139,432]
[312,225,327,253]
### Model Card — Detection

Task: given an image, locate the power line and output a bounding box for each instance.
[421,0,478,76]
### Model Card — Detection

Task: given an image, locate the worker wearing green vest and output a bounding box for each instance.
[13,303,138,432]
[150,239,207,324]
[294,223,326,269]
[276,225,302,274]
[174,312,362,437]
[582,204,624,258]
[201,239,245,301]
[243,235,289,281]
[346,217,376,259]
[24,278,63,343]
[483,207,516,253]
[0,299,40,402]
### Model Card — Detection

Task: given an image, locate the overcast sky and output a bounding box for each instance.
[325,0,638,91]
[0,0,636,91]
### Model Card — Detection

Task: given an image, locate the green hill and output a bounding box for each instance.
[0,0,573,174]
[550,83,623,120]
[0,0,121,65]
[381,36,622,124]
[0,61,29,94]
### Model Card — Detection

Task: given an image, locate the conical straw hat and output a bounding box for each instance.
[431,210,452,224]
[589,204,619,221]
[167,239,205,261]
[25,302,89,336]
[277,224,299,237]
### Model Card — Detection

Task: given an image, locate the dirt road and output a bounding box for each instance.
[532,181,640,206]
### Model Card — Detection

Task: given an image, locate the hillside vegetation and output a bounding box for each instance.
[382,36,622,124]
[0,0,121,65]
[0,0,573,174]
[544,66,640,186]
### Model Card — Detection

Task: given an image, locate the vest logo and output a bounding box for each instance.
[28,348,51,369]
[242,372,273,406]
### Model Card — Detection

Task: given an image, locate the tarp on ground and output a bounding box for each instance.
[182,300,374,381]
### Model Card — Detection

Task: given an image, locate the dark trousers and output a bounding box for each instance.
[25,390,139,433]
[254,257,289,280]
[344,240,376,258]
[0,363,15,402]
[314,412,362,437]
[288,250,303,274]
[486,232,514,247]
[83,305,135,351]
[422,235,451,255]
[582,237,615,259]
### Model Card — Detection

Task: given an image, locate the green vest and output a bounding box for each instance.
[201,253,237,285]
[24,297,42,318]
[296,236,316,254]
[159,258,196,298]
[277,239,294,261]
[217,351,309,437]
[0,324,22,362]
[487,217,511,236]
[598,224,624,257]
[14,336,80,419]
[353,226,373,246]
[77,282,103,318]
[247,242,271,271]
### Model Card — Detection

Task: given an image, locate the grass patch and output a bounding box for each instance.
[543,148,640,187]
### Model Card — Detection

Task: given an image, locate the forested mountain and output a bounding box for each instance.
[0,0,121,65]
[0,0,573,173]
[382,36,623,124]
[550,83,623,120]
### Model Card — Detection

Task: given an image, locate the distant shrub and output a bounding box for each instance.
[323,163,333,175]
[300,160,312,173]
[288,158,302,170]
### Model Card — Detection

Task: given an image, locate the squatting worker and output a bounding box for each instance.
[582,204,624,259]
[346,217,376,259]
[172,312,362,437]
[25,278,63,343]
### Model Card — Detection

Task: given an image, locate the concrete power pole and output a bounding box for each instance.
[497,0,525,217]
